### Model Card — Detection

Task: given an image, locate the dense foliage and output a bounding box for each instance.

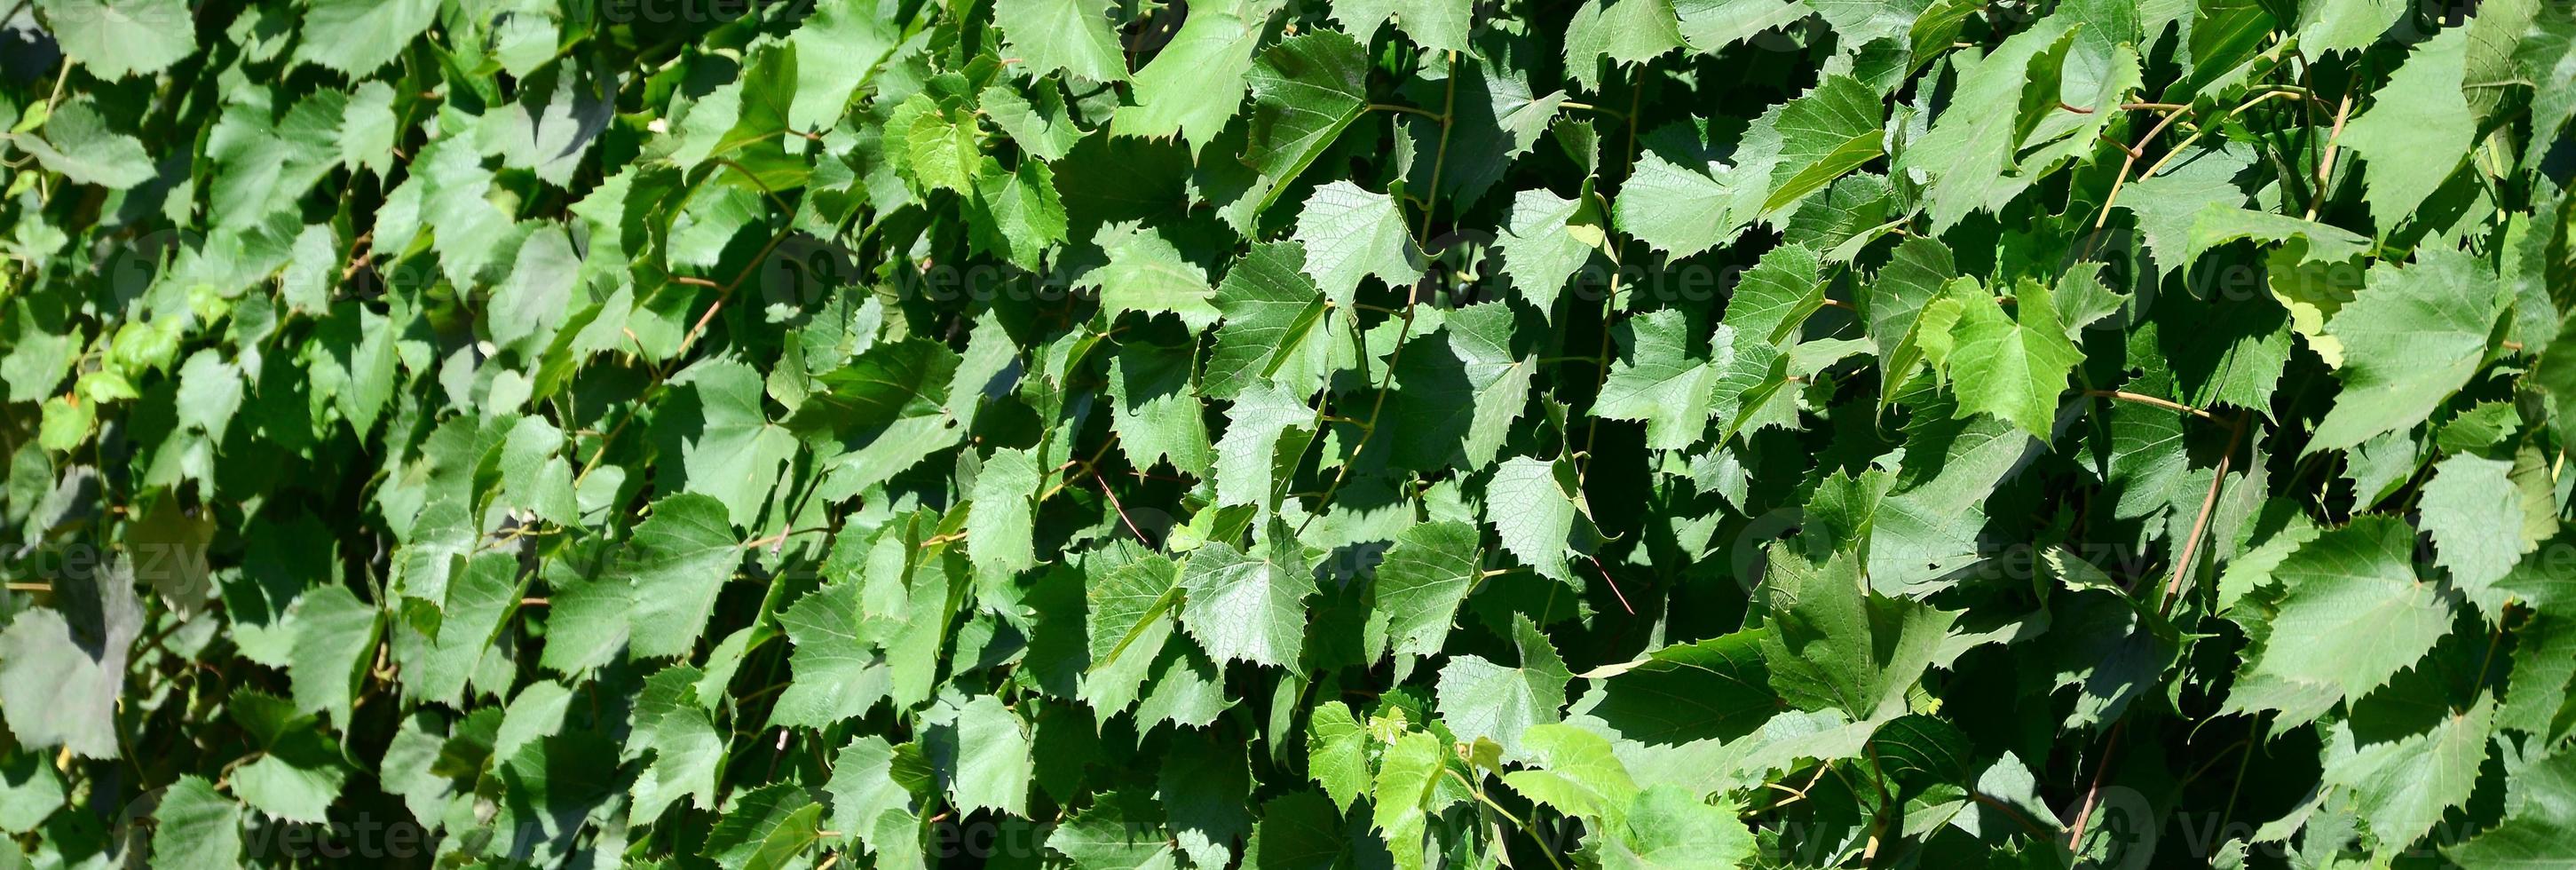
[3,0,2575,866]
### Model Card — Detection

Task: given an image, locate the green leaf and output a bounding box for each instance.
[997,0,1129,83]
[1252,791,1350,870]
[2295,0,2408,54]
[1602,786,1757,868]
[1765,75,1885,214]
[1373,520,1484,658]
[2340,27,2474,228]
[1048,790,1177,869]
[700,784,821,870]
[286,585,379,728]
[655,360,799,530]
[150,775,243,870]
[789,0,902,131]
[1307,702,1371,811]
[1292,181,1428,308]
[1205,241,1339,401]
[1486,455,1592,585]
[770,581,889,728]
[1897,18,2074,230]
[1679,0,1813,52]
[824,735,928,858]
[1724,242,1826,345]
[1179,528,1316,668]
[0,751,61,835]
[1245,30,1372,209]
[1371,730,1450,870]
[1435,613,1571,756]
[488,224,583,354]
[1563,0,1687,91]
[969,447,1042,575]
[1579,629,1777,746]
[786,337,961,436]
[1615,115,1783,257]
[1138,632,1235,733]
[488,733,620,861]
[1158,730,1253,866]
[970,159,1070,272]
[984,80,1086,162]
[1108,335,1215,477]
[0,573,139,759]
[1386,301,1536,471]
[1947,276,2084,438]
[494,680,573,764]
[2445,743,2576,866]
[1494,188,1607,318]
[10,98,154,187]
[631,665,725,824]
[2225,517,2458,724]
[620,494,747,660]
[36,0,194,80]
[295,0,439,75]
[933,693,1034,816]
[1501,723,1640,824]
[2324,695,2494,858]
[903,103,984,194]
[2183,206,2375,269]
[396,552,522,707]
[1088,550,1183,671]
[1757,549,1958,720]
[1090,221,1221,328]
[228,700,350,824]
[2114,144,2256,267]
[2419,454,2528,616]
[1215,383,1314,510]
[1335,0,1474,52]
[2309,248,2506,453]
[1592,309,1721,450]
[1116,9,1258,150]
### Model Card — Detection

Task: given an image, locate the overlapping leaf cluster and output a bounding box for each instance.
[3,0,2576,866]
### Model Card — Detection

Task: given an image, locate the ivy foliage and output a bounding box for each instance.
[3,0,2576,867]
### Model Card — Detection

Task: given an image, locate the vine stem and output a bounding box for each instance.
[2137,90,2301,181]
[1037,432,1121,502]
[1578,74,1646,482]
[2082,389,2218,421]
[2303,88,2355,221]
[1367,102,1442,121]
[2158,412,2248,614]
[573,169,854,491]
[2066,721,2128,850]
[2074,411,2248,848]
[1296,49,1458,536]
[1297,281,1422,539]
[1588,554,1636,615]
[1555,99,1626,120]
[1417,55,1460,241]
[1094,465,1152,544]
[1448,770,1570,870]
[2086,84,2301,258]
[2090,102,2195,233]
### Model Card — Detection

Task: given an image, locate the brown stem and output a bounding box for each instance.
[2160,413,2249,613]
[2066,721,2128,849]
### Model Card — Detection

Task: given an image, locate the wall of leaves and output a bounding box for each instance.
[1,0,2574,866]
